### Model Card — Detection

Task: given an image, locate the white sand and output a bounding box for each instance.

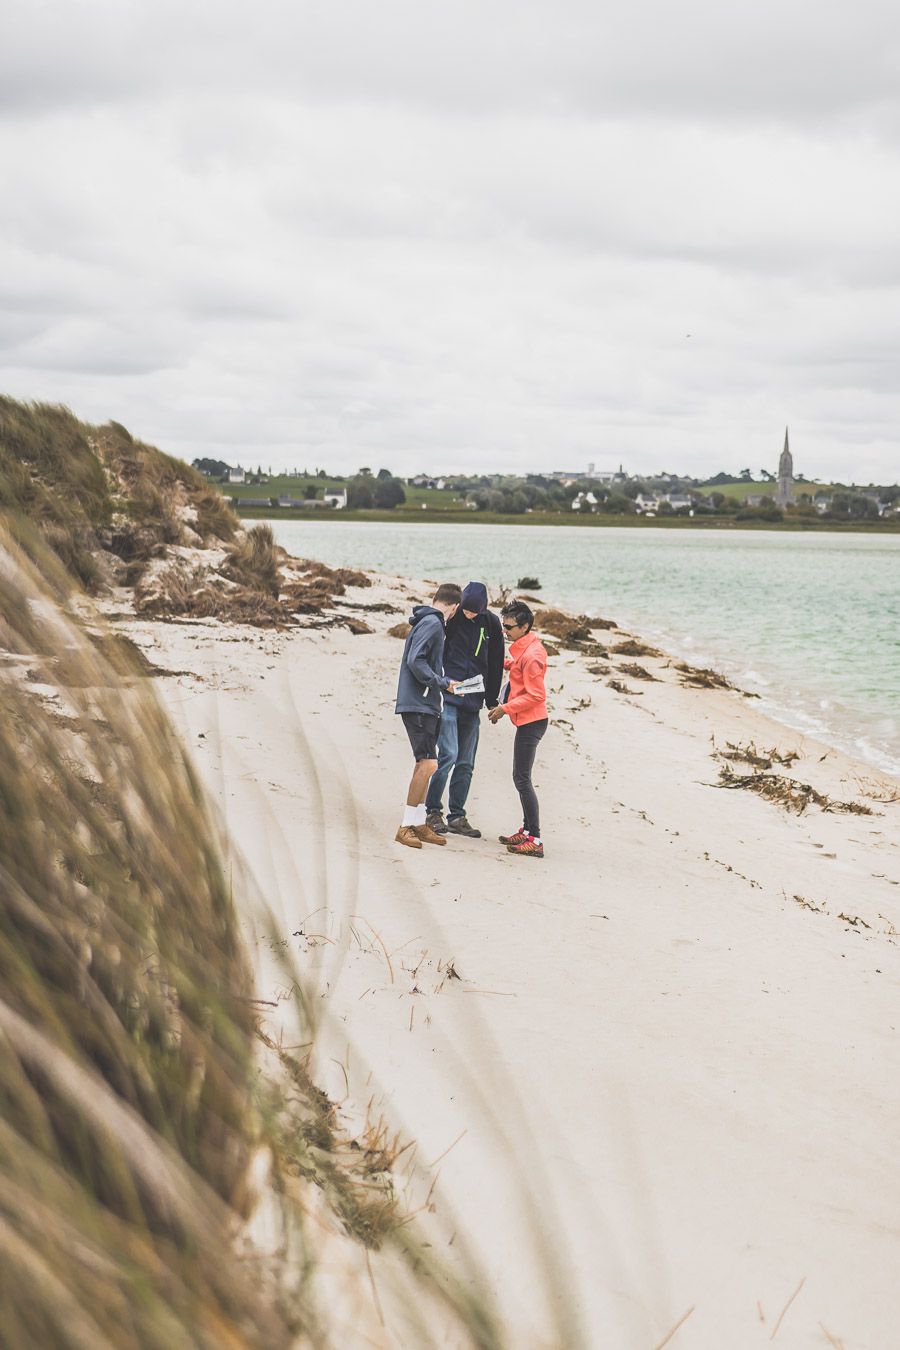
[118,572,900,1349]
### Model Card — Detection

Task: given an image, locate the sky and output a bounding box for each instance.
[2,0,899,483]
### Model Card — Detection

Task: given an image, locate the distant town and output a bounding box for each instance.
[195,429,900,523]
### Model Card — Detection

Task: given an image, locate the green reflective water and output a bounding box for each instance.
[272,520,900,775]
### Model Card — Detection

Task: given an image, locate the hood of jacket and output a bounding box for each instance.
[408,604,444,628]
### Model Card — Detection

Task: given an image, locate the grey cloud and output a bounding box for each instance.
[1,3,899,482]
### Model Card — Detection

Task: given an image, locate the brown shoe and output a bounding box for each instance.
[412,823,447,846]
[395,825,423,849]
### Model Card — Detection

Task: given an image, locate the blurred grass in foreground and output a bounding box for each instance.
[0,518,505,1349]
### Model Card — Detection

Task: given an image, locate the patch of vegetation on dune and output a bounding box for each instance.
[0,399,376,628]
[0,397,237,593]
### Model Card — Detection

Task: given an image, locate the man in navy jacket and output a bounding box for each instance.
[425,581,504,837]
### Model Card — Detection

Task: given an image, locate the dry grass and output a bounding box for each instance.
[224,523,283,597]
[0,523,507,1347]
[0,398,240,596]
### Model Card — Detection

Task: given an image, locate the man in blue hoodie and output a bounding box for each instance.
[394,582,461,849]
[425,581,504,838]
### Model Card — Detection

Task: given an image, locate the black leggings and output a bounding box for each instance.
[512,718,548,838]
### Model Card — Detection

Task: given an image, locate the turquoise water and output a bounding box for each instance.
[272,520,900,776]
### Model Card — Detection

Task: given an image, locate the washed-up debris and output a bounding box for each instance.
[616,662,658,682]
[333,599,401,614]
[713,765,874,815]
[607,679,642,696]
[677,662,735,690]
[587,664,610,676]
[517,576,541,589]
[719,740,799,770]
[611,639,663,658]
[387,622,411,639]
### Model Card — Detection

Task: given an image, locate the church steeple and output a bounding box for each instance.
[776,427,794,505]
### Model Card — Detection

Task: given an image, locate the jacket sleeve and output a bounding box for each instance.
[485,612,505,708]
[406,618,450,690]
[503,652,546,717]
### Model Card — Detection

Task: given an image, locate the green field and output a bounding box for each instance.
[222,475,469,512]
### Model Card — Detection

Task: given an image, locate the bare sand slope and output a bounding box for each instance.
[123,579,900,1350]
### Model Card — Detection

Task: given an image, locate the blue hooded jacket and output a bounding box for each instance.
[394,605,452,715]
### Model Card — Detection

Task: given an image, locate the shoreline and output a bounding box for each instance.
[113,555,900,1346]
[233,505,900,533]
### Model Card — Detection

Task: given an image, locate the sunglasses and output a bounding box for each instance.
[502,621,520,631]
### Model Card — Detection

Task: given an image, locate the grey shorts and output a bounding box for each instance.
[401,711,440,761]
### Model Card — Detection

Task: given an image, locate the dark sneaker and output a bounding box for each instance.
[507,837,544,859]
[499,828,528,846]
[447,815,482,838]
[425,810,447,833]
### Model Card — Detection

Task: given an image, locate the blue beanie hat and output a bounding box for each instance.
[460,581,488,613]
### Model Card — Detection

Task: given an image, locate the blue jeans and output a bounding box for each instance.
[425,704,481,819]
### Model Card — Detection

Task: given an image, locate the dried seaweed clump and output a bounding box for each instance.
[714,765,874,815]
[616,662,658,682]
[677,662,735,690]
[719,740,799,770]
[607,678,642,696]
[611,639,662,658]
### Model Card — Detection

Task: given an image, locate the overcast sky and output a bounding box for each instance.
[2,0,898,482]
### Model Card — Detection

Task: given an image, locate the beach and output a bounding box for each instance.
[116,567,900,1348]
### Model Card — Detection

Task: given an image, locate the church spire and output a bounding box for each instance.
[776,426,794,505]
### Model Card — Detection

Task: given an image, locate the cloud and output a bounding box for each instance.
[0,0,899,480]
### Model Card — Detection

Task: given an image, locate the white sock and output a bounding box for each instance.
[414,803,427,826]
[530,836,542,844]
[403,805,417,826]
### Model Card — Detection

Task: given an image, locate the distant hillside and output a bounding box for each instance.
[0,397,237,590]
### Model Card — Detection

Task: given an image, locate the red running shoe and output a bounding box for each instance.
[499,828,528,846]
[507,837,544,859]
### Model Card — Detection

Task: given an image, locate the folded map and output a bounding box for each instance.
[451,674,485,694]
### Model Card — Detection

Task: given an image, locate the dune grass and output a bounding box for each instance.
[0,519,510,1347]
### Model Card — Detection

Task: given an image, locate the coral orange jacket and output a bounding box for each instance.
[503,630,548,726]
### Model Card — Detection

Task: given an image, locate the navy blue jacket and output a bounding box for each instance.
[442,608,504,711]
[394,606,452,715]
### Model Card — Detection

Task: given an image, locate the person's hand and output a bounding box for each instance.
[487,705,505,723]
[446,681,458,693]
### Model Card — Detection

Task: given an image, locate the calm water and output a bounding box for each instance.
[272,520,900,776]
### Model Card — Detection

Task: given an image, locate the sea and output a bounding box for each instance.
[270,520,900,778]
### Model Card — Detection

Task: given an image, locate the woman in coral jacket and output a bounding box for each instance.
[487,600,548,859]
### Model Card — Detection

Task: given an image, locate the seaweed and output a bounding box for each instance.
[713,765,874,815]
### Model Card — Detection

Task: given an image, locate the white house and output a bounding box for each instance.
[323,488,347,509]
[634,493,659,513]
[664,492,694,511]
[571,491,598,510]
[227,466,246,484]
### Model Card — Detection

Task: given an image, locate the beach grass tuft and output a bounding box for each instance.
[1,521,507,1347]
